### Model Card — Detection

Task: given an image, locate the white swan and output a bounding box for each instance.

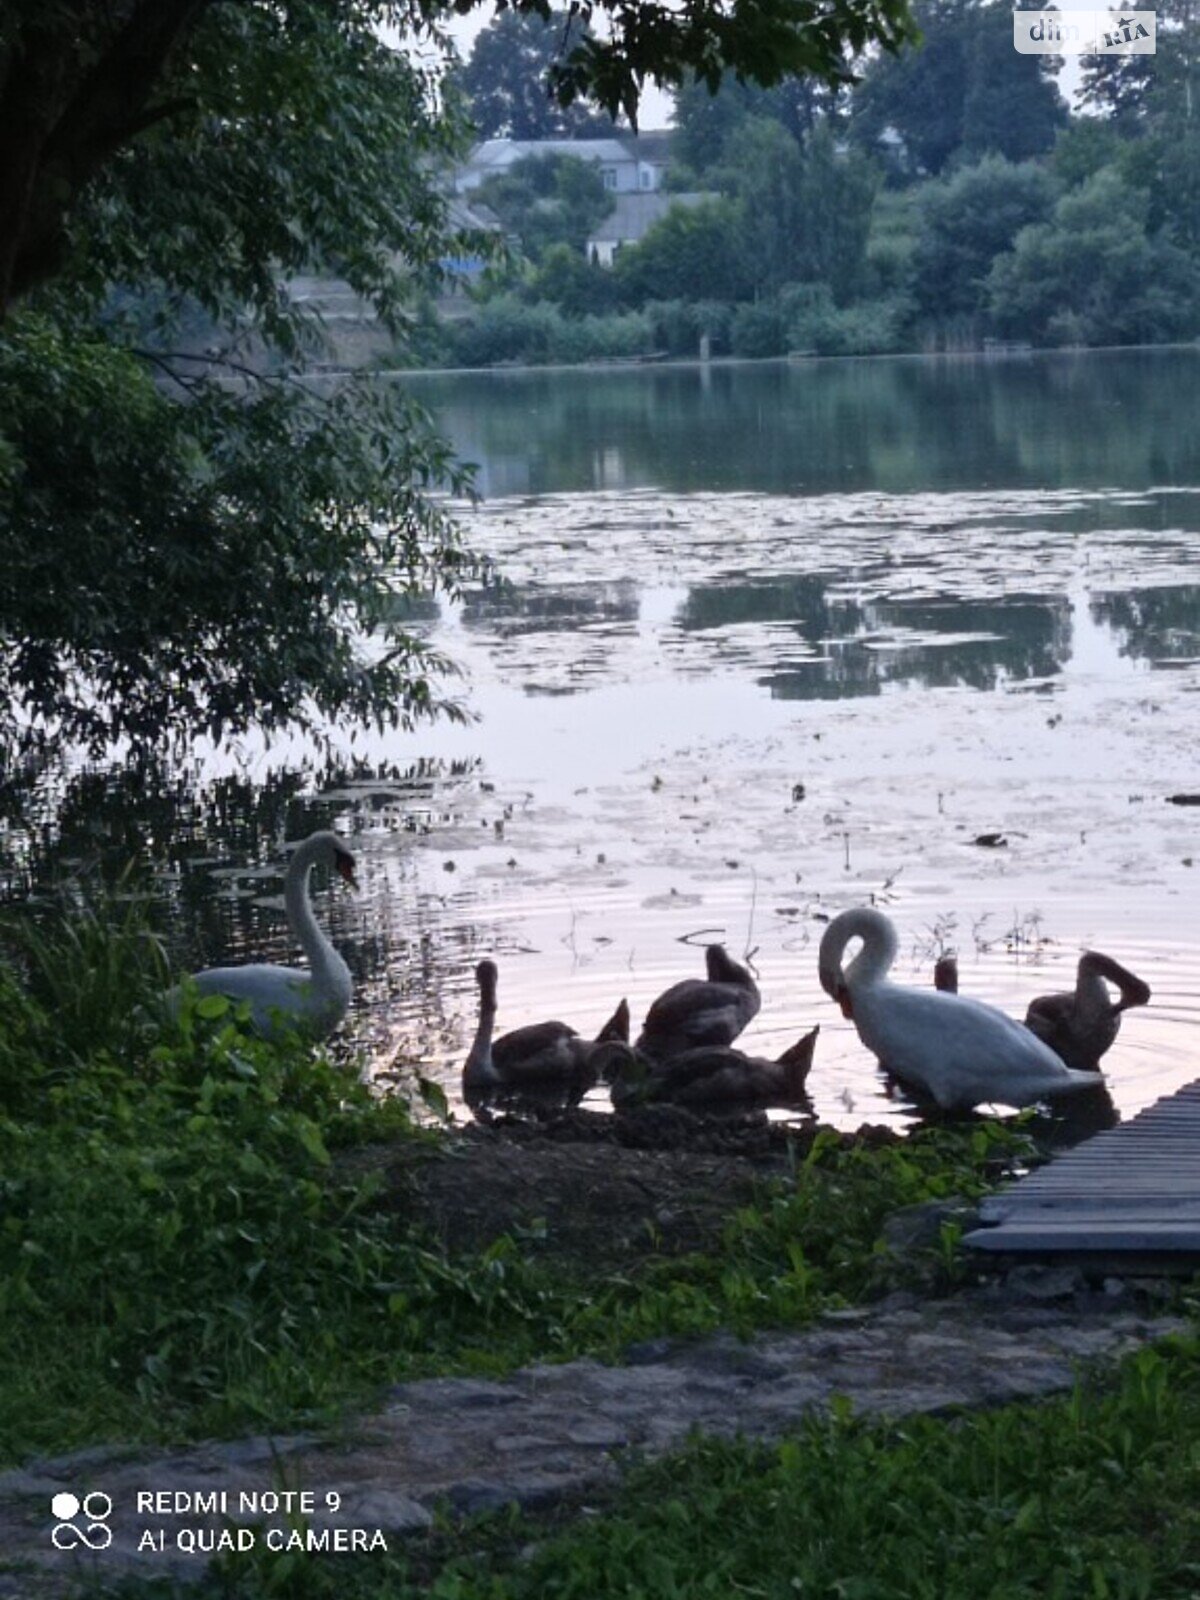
[817,907,1101,1110]
[187,830,357,1040]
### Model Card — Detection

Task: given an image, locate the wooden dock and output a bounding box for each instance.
[964,1079,1200,1267]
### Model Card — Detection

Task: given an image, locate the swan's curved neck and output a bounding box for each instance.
[1078,951,1150,1014]
[464,973,498,1084]
[285,839,346,994]
[819,908,898,997]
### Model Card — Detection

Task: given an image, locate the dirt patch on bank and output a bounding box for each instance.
[347,1108,902,1268]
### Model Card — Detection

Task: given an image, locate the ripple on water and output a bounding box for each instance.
[13,482,1200,1133]
[354,486,1200,1127]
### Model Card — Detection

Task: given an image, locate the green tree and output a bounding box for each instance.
[723,120,808,293]
[852,0,1064,176]
[0,0,919,752]
[1133,129,1200,252]
[0,1,478,753]
[1074,0,1200,255]
[911,155,1055,318]
[1048,118,1200,251]
[722,120,876,298]
[671,69,847,176]
[527,243,618,314]
[0,0,918,318]
[615,200,752,303]
[458,11,611,139]
[1049,119,1126,189]
[475,153,614,264]
[1079,0,1199,127]
[789,123,877,294]
[988,170,1200,345]
[959,5,1066,162]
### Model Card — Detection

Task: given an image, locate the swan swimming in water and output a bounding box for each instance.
[605,1026,818,1109]
[818,908,1100,1110]
[463,960,629,1095]
[187,830,357,1040]
[1024,951,1150,1070]
[635,945,760,1061]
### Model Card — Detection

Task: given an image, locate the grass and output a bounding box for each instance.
[90,1338,1200,1599]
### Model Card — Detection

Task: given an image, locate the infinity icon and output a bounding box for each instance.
[51,1492,113,1551]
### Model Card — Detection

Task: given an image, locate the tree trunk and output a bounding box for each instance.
[0,0,212,317]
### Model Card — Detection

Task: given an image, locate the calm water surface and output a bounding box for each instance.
[11,350,1200,1129]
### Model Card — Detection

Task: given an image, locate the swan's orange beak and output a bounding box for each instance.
[335,851,359,891]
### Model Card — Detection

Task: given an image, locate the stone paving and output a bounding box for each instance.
[0,1275,1180,1594]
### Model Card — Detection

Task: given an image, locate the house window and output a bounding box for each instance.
[602,168,617,190]
[639,169,651,189]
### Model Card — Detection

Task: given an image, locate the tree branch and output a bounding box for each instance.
[2,0,216,311]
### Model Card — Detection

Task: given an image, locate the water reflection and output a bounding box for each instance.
[1091,585,1200,666]
[671,582,1073,697]
[406,349,1200,498]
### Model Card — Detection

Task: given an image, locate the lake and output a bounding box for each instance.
[11,349,1200,1128]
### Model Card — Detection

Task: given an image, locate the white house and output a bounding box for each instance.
[586,191,715,267]
[454,134,670,198]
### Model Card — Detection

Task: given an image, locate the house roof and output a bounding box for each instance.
[467,137,634,171]
[464,133,673,172]
[446,195,503,233]
[588,191,715,245]
[621,130,672,164]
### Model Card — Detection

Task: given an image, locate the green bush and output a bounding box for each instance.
[988,170,1200,346]
[781,282,913,356]
[731,301,787,358]
[644,299,733,356]
[438,296,651,367]
[525,244,618,317]
[780,281,843,353]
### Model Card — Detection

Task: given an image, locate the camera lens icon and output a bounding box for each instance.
[51,1491,113,1551]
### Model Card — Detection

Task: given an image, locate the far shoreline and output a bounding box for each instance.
[359,339,1200,383]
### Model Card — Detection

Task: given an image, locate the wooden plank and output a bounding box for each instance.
[985,1203,1200,1216]
[965,1077,1200,1261]
[965,1227,1200,1253]
[998,1169,1200,1185]
[982,1198,1200,1217]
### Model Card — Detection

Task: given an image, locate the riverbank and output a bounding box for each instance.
[368,337,1200,383]
[2,904,1198,1595]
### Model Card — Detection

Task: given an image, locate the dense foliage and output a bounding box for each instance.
[0,0,922,756]
[441,0,1200,366]
[849,0,1066,174]
[456,10,612,138]
[474,151,616,261]
[0,319,475,751]
[0,1,487,754]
